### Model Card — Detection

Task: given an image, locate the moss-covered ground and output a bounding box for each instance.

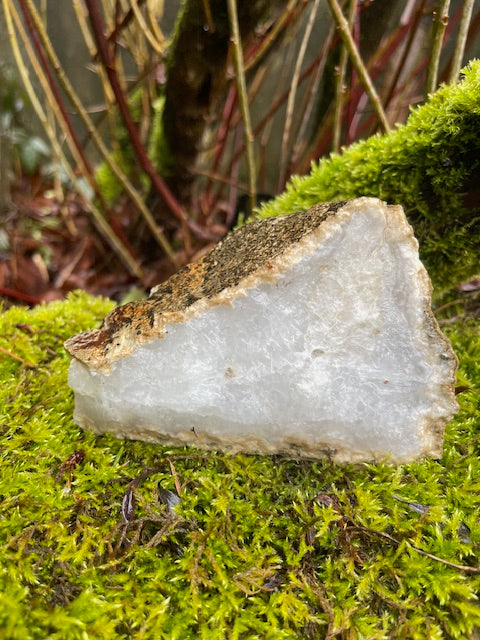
[0,291,479,639]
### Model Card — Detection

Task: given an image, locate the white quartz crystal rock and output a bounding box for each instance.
[65,197,458,463]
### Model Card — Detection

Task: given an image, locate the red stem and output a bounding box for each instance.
[343,3,463,145]
[84,0,200,243]
[0,287,42,305]
[204,84,238,210]
[437,3,467,84]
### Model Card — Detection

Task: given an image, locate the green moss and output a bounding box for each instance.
[0,292,479,638]
[95,148,135,206]
[95,93,172,205]
[258,61,480,295]
[95,88,156,206]
[147,96,174,178]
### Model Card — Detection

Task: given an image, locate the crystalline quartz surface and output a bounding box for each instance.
[69,203,457,462]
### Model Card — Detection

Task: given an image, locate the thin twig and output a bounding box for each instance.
[300,570,337,640]
[326,0,390,133]
[17,1,94,186]
[229,127,245,221]
[245,0,299,72]
[202,84,238,211]
[18,0,138,265]
[346,16,414,140]
[434,298,465,315]
[351,525,480,574]
[279,0,321,189]
[254,20,302,193]
[201,0,215,34]
[226,65,267,144]
[72,0,116,113]
[190,165,248,192]
[291,22,335,169]
[333,0,357,153]
[167,458,182,496]
[146,2,166,47]
[425,0,451,97]
[130,0,164,54]
[0,287,41,305]
[0,345,36,368]
[104,0,147,47]
[448,0,474,83]
[226,0,257,214]
[226,48,326,182]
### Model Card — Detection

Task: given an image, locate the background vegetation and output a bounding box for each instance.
[0,0,479,304]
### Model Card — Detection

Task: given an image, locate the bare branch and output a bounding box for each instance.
[448,0,474,84]
[227,0,257,213]
[21,0,177,266]
[84,0,197,247]
[327,0,390,133]
[425,0,451,96]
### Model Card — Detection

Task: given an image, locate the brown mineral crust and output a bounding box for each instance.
[173,200,346,301]
[64,201,347,368]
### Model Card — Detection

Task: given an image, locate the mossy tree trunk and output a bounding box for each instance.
[159,0,284,206]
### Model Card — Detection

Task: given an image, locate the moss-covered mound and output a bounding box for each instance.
[0,291,479,639]
[259,61,480,295]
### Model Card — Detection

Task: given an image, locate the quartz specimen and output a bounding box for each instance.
[65,197,458,463]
